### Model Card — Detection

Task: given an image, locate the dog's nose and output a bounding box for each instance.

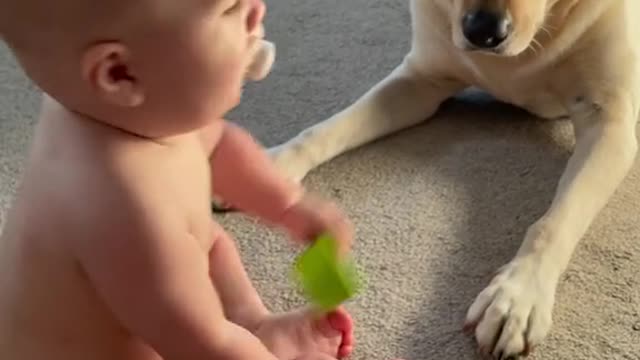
[462,10,511,49]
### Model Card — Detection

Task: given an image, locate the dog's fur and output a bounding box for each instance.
[269,0,639,358]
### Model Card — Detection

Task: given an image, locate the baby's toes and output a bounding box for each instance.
[337,344,353,359]
[295,353,338,360]
[317,307,354,358]
[211,196,236,213]
[327,307,353,339]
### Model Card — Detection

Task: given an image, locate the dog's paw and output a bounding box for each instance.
[267,142,314,183]
[464,257,556,359]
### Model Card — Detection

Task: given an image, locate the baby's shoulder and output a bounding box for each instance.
[49,150,185,249]
[32,100,195,237]
[33,123,178,230]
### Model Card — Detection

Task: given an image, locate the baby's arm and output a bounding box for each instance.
[208,122,303,224]
[68,187,280,360]
[207,122,353,252]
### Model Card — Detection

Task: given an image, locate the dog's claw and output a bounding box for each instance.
[479,346,490,356]
[463,321,477,334]
[466,256,554,359]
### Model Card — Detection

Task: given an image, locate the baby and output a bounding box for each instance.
[0,0,358,360]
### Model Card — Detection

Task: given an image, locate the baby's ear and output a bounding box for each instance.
[81,42,144,108]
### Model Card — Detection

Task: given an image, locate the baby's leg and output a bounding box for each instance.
[253,306,354,360]
[208,222,354,359]
[207,221,270,330]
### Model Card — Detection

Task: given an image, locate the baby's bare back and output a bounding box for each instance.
[0,99,221,360]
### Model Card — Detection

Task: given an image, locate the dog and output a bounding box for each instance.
[267,0,640,358]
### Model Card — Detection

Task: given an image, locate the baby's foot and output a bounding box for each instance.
[254,307,354,360]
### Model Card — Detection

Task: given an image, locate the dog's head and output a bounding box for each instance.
[434,0,565,56]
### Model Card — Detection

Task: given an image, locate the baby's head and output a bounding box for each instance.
[0,0,268,137]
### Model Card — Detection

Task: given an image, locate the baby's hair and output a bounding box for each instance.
[1,0,127,55]
[0,0,205,108]
[0,0,183,57]
[0,0,173,104]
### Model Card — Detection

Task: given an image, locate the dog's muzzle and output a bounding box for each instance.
[462,9,512,50]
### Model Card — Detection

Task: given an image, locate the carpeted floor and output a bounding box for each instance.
[1,0,639,359]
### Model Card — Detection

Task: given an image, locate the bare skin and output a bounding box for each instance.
[0,0,361,359]
[0,96,354,360]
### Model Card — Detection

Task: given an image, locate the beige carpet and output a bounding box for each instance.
[1,0,639,359]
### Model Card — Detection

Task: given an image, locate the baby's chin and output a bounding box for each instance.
[245,39,275,82]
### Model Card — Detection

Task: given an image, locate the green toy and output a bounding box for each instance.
[293,233,361,312]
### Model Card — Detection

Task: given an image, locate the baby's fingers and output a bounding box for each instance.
[322,211,353,256]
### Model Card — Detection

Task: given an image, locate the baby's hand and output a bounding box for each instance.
[280,194,353,256]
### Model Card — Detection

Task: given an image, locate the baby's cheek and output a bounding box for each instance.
[204,75,243,117]
[218,61,246,93]
[186,44,247,117]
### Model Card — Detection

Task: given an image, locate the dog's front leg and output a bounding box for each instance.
[465,94,638,359]
[268,56,465,182]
